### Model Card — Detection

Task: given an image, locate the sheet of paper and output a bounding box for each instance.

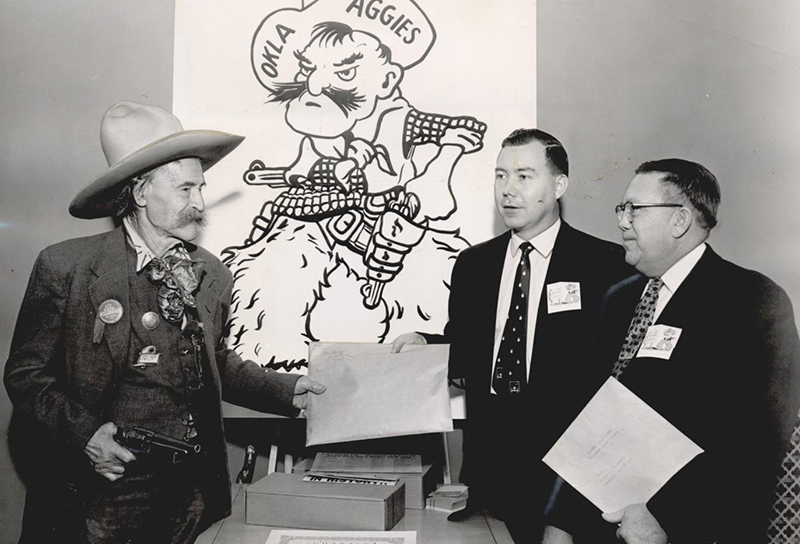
[265,530,417,544]
[306,343,453,446]
[311,452,422,474]
[542,377,704,513]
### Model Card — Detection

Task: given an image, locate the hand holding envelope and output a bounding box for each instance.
[305,342,453,446]
[543,377,703,515]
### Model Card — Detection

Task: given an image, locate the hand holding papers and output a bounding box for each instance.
[542,377,703,513]
[305,343,453,446]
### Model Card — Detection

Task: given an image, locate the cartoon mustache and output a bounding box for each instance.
[267,81,366,116]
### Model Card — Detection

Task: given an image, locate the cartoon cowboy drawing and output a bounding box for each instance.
[655,328,677,351]
[222,0,486,368]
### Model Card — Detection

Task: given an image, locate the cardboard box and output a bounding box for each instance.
[293,456,437,510]
[246,473,405,530]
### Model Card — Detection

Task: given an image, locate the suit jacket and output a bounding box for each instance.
[425,221,632,487]
[564,246,800,543]
[4,226,300,526]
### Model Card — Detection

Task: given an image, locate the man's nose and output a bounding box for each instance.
[502,178,518,196]
[190,189,205,212]
[617,213,631,230]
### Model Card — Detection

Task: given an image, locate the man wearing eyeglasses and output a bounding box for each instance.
[544,159,800,544]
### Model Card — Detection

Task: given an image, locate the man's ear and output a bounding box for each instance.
[555,175,569,200]
[378,63,403,99]
[132,178,148,208]
[672,206,693,238]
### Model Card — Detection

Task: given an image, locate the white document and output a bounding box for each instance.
[265,530,416,544]
[542,377,703,513]
[306,343,453,446]
[311,452,422,474]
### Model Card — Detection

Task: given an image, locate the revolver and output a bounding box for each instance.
[115,426,201,462]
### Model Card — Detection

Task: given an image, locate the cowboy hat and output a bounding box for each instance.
[69,100,244,219]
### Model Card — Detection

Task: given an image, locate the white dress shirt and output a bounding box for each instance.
[651,243,707,320]
[490,219,561,394]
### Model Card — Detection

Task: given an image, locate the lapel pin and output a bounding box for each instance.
[98,299,124,324]
[142,311,160,330]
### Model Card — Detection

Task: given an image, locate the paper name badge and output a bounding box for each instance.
[546,282,582,313]
[637,325,682,360]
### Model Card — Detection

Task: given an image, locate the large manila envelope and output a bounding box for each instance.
[543,377,703,513]
[305,342,453,446]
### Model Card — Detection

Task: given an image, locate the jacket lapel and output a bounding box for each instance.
[188,248,223,394]
[472,232,509,390]
[655,245,719,327]
[535,222,575,320]
[88,227,132,378]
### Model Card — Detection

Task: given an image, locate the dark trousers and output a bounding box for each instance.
[464,394,556,544]
[21,457,209,544]
[83,459,207,544]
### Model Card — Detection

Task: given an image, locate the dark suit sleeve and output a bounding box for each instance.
[4,249,106,452]
[647,277,800,543]
[756,280,800,460]
[419,249,472,378]
[212,267,300,416]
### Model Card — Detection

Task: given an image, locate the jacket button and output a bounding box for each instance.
[180,348,190,355]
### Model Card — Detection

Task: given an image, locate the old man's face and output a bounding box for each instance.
[138,158,207,244]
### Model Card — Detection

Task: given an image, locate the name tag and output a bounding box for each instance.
[637,325,682,360]
[547,282,582,314]
[134,345,160,368]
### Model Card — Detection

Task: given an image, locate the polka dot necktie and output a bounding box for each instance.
[611,277,664,378]
[492,242,534,396]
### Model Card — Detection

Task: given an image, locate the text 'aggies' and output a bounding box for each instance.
[346,0,423,44]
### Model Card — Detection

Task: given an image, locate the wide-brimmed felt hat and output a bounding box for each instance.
[69,100,244,219]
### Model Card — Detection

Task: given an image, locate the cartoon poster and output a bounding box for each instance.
[173,0,536,374]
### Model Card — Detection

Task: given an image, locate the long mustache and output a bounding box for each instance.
[267,81,365,116]
[176,208,207,229]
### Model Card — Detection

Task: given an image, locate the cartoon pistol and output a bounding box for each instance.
[361,209,425,308]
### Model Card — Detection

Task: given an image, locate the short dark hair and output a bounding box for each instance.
[501,128,568,177]
[635,158,720,229]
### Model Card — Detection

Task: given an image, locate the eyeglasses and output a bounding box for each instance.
[615,202,683,222]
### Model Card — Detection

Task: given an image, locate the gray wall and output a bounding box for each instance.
[540,0,800,301]
[2,0,799,541]
[0,1,175,539]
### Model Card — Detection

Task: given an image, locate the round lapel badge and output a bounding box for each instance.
[98,299,124,325]
[142,311,160,331]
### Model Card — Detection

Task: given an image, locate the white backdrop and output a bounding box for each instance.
[173,0,535,372]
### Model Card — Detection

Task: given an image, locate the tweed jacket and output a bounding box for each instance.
[4,226,300,523]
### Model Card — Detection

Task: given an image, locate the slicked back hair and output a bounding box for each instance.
[635,158,720,230]
[501,128,569,177]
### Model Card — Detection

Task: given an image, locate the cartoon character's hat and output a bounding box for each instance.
[69,101,244,219]
[251,0,436,91]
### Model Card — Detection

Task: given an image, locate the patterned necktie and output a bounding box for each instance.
[146,245,200,323]
[611,277,664,378]
[492,242,534,396]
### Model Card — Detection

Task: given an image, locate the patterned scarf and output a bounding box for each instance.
[145,245,200,323]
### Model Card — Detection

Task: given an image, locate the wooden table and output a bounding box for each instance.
[198,484,513,544]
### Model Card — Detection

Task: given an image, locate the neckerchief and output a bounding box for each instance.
[123,217,200,323]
